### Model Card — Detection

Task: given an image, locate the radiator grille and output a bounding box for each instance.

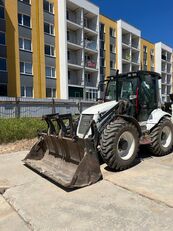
[78,114,93,135]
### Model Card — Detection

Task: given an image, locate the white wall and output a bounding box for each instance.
[58,0,68,99]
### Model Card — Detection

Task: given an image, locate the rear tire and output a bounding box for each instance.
[100,118,139,171]
[149,118,173,156]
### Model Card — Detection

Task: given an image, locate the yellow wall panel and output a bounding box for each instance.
[100,15,117,79]
[5,0,20,97]
[32,0,46,98]
[141,38,155,71]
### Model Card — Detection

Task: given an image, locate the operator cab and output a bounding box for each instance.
[99,71,161,121]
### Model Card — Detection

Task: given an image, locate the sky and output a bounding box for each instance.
[91,0,173,48]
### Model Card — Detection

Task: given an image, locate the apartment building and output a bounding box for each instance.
[0,0,173,102]
[58,0,99,100]
[155,42,172,102]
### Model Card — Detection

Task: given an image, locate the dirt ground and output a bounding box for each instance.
[0,138,37,154]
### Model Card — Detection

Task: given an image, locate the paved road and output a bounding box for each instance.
[0,151,173,231]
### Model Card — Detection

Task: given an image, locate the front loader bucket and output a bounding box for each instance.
[23,134,102,188]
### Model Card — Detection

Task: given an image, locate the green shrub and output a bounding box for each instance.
[0,118,47,144]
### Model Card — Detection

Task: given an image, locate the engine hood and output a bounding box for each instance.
[82,100,118,115]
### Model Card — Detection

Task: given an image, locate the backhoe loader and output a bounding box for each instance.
[24,71,173,188]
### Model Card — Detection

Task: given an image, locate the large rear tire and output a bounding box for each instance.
[100,118,139,171]
[149,118,173,156]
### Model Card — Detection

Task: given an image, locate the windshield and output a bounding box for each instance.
[105,78,138,101]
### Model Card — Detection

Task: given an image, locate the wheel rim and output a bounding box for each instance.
[117,131,135,160]
[160,126,172,148]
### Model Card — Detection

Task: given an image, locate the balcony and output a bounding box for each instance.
[85,40,97,52]
[84,16,98,34]
[68,53,83,70]
[67,36,82,50]
[162,54,167,61]
[85,82,97,87]
[161,65,167,73]
[132,36,139,50]
[161,74,166,84]
[122,53,131,62]
[167,75,171,84]
[122,32,130,46]
[132,55,140,64]
[85,60,97,69]
[161,85,166,94]
[66,8,82,30]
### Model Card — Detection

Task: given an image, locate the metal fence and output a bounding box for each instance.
[0,97,95,118]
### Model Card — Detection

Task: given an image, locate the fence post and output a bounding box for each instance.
[15,97,20,118]
[52,98,56,114]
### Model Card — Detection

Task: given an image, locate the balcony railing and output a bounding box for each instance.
[84,20,97,32]
[85,60,96,69]
[68,59,82,66]
[67,11,81,25]
[67,37,82,46]
[85,40,97,51]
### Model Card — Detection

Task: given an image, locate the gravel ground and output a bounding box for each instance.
[0,138,37,154]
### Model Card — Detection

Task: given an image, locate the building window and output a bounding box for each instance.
[110,44,115,53]
[100,41,104,50]
[18,14,31,28]
[0,6,4,19]
[0,84,7,96]
[0,31,5,45]
[44,22,54,35]
[19,0,31,4]
[100,58,105,67]
[110,28,115,37]
[19,38,32,51]
[46,66,55,78]
[100,23,105,33]
[110,60,114,69]
[21,86,33,97]
[46,88,56,98]
[143,46,147,53]
[45,44,55,56]
[44,0,54,14]
[0,58,6,71]
[0,0,4,6]
[20,62,32,75]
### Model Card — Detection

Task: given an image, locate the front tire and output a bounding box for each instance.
[149,118,173,156]
[100,118,139,171]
